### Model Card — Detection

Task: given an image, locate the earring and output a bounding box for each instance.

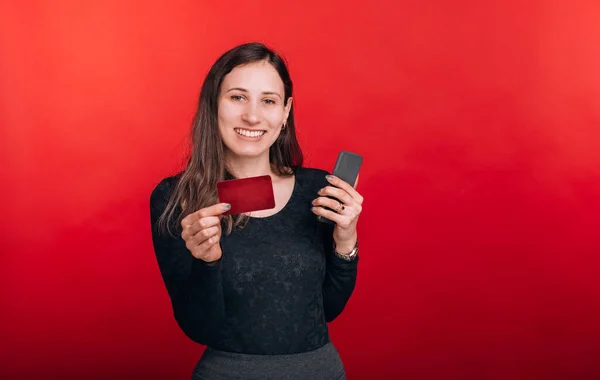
[282,122,287,130]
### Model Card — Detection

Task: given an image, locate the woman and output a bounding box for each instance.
[150,42,364,380]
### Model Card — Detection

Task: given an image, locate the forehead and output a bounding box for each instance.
[221,61,284,94]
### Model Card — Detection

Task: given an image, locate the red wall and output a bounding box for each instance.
[2,1,600,379]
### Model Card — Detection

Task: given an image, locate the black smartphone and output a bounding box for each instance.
[317,150,363,225]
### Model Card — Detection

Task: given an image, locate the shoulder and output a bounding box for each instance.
[296,166,330,180]
[150,172,182,209]
[295,166,330,191]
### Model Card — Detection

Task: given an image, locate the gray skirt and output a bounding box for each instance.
[192,341,346,380]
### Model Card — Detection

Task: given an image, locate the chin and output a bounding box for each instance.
[234,150,265,158]
[225,144,268,158]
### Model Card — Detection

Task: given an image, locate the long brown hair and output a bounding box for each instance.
[156,42,303,237]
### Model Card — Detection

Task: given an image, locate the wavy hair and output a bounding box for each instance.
[156,42,303,237]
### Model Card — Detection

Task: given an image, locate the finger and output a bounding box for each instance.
[197,216,221,230]
[182,215,221,240]
[354,173,360,188]
[312,196,349,212]
[325,175,362,201]
[182,203,231,227]
[311,205,348,227]
[318,186,354,206]
[190,225,220,246]
[194,233,221,254]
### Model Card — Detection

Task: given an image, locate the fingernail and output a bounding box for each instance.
[222,203,231,211]
[325,175,334,181]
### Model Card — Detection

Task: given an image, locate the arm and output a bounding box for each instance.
[320,222,359,322]
[150,178,226,345]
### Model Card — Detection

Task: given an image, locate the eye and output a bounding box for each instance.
[231,95,245,101]
[263,99,276,105]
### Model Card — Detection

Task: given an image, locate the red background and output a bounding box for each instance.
[2,1,600,379]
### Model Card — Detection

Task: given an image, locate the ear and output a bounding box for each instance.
[283,97,293,124]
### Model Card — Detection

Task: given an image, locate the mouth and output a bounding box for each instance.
[234,128,267,138]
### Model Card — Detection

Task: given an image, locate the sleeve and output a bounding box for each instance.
[315,171,359,322]
[149,178,226,345]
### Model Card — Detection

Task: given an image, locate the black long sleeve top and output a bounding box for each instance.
[149,166,359,355]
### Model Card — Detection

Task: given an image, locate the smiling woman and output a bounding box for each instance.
[218,62,292,157]
[149,42,364,380]
[154,43,304,237]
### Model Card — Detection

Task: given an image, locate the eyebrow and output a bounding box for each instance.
[226,87,282,99]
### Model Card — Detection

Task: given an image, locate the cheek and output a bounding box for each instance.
[218,101,238,126]
[265,108,285,128]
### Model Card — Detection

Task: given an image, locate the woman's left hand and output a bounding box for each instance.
[311,174,363,251]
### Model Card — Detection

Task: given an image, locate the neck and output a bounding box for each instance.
[225,152,275,179]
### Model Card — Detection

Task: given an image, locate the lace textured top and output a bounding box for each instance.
[149,166,359,355]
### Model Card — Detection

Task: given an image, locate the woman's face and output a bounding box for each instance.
[217,61,292,160]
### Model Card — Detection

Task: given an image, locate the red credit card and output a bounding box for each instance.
[217,175,276,216]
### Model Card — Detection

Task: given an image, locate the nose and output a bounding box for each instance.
[241,102,260,125]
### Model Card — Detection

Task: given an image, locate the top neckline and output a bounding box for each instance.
[247,166,300,221]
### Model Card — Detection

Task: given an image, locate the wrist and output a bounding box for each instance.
[333,236,358,255]
[333,238,359,261]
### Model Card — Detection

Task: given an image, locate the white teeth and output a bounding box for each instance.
[235,129,265,138]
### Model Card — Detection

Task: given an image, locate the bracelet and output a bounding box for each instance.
[333,239,359,261]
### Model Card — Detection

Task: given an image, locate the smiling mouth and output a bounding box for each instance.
[235,128,266,138]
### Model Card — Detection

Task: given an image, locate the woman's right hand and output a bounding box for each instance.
[180,203,231,263]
